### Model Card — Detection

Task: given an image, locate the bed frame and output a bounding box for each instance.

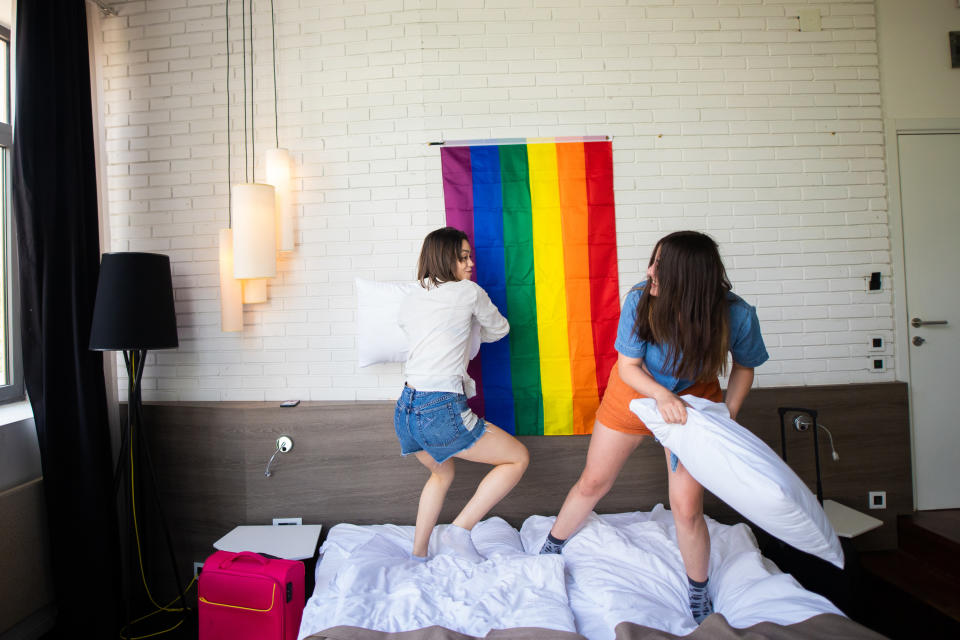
[139,381,910,583]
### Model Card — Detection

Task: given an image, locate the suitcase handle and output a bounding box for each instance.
[219,551,269,569]
[199,583,276,613]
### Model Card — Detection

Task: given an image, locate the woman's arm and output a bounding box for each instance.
[473,285,509,342]
[724,362,754,420]
[618,353,689,424]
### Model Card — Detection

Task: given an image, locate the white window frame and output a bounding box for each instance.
[0,22,24,405]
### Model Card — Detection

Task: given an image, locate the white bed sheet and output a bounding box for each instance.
[519,505,844,639]
[298,518,575,639]
[299,507,844,640]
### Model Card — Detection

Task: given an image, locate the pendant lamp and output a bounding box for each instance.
[264,2,295,253]
[231,182,276,280]
[266,148,294,252]
[218,0,243,332]
[218,229,243,331]
[219,0,283,331]
[242,278,268,304]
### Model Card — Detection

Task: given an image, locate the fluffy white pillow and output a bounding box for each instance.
[355,279,418,367]
[629,396,844,568]
[356,278,483,368]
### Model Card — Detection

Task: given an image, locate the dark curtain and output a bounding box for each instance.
[11,0,122,636]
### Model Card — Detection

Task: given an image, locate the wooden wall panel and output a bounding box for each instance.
[139,382,910,580]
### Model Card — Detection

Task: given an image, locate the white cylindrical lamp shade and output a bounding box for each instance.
[218,229,243,332]
[232,183,277,279]
[266,148,294,252]
[242,278,268,304]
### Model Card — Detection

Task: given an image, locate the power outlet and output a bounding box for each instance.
[273,517,303,526]
[868,491,887,510]
[194,561,205,578]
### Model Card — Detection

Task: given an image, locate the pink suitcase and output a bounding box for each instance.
[198,550,305,640]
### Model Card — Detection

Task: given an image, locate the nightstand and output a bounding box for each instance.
[214,524,323,560]
[822,500,883,538]
[213,524,323,599]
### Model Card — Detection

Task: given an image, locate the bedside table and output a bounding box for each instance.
[822,500,883,538]
[214,524,323,601]
[214,524,323,560]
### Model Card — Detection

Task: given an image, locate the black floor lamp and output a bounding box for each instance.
[89,252,186,630]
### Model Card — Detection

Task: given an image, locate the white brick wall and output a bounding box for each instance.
[95,0,895,401]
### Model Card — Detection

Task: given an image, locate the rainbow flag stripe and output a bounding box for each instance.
[441,140,620,436]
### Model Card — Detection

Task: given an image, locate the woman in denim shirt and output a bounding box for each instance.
[540,231,768,624]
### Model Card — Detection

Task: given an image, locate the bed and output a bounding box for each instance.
[297,506,885,640]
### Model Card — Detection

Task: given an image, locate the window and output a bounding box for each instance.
[0,22,23,404]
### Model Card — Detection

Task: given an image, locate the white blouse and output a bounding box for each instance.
[398,279,509,396]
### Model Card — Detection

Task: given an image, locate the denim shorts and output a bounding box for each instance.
[394,386,486,464]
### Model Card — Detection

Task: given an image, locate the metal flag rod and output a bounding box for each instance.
[428,135,611,147]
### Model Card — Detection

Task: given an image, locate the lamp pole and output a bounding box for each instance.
[90,252,186,632]
[120,348,188,618]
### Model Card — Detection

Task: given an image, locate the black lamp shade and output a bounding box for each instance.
[89,252,179,351]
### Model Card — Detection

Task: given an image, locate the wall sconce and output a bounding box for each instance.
[777,407,841,504]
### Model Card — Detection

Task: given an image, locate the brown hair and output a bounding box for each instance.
[417,226,469,288]
[632,231,731,382]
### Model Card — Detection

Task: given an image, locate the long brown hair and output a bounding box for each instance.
[632,231,731,382]
[417,226,469,287]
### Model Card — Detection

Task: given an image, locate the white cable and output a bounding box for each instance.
[817,423,840,462]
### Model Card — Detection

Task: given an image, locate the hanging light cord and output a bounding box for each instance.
[240,0,248,183]
[271,0,279,148]
[248,0,255,179]
[226,0,232,225]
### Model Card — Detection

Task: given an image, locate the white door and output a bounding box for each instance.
[898,132,960,510]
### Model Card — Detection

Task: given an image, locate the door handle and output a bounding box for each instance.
[911,317,948,328]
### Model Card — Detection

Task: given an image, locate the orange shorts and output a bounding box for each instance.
[595,364,723,436]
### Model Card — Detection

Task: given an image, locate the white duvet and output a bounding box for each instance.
[298,508,843,640]
[298,518,575,639]
[520,506,843,639]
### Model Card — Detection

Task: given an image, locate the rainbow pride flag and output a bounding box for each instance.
[441,138,620,436]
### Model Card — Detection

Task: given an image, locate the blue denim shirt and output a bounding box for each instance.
[614,282,769,394]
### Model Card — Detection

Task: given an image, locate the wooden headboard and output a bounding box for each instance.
[140,382,910,582]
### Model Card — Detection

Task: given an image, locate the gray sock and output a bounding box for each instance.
[688,576,713,623]
[539,532,567,554]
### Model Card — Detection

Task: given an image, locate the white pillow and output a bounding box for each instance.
[355,279,418,367]
[629,396,844,568]
[355,278,483,368]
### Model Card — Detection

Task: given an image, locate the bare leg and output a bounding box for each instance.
[411,452,455,557]
[549,420,645,540]
[665,447,709,581]
[448,422,529,531]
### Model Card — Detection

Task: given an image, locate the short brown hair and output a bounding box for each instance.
[417,226,469,287]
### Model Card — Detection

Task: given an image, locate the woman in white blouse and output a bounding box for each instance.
[396,227,529,561]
